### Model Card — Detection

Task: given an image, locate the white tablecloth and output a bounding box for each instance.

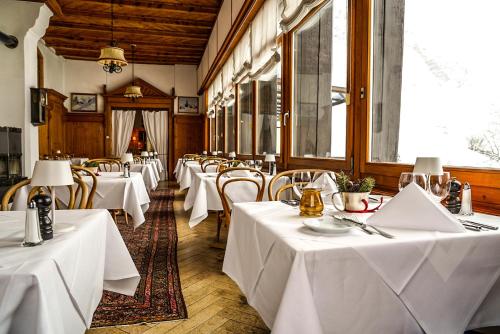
[111,163,159,191]
[184,172,285,228]
[70,157,88,165]
[153,159,164,174]
[13,172,150,228]
[223,201,500,334]
[0,209,139,334]
[177,161,202,191]
[174,159,182,176]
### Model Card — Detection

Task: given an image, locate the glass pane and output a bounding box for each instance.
[292,0,348,159]
[216,106,224,152]
[256,63,281,155]
[238,81,253,155]
[210,116,216,152]
[371,0,500,169]
[225,102,236,153]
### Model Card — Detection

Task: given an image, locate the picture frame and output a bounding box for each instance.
[178,96,199,114]
[70,93,97,112]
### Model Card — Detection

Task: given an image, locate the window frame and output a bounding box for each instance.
[283,0,355,172]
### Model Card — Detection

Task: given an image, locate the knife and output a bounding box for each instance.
[340,216,395,239]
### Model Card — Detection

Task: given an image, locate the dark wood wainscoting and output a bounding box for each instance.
[38,89,67,157]
[64,113,105,158]
[173,114,204,172]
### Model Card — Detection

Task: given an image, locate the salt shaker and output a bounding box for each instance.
[459,182,473,216]
[23,201,43,247]
[123,162,130,178]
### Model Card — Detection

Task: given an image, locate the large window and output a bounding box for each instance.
[238,81,253,154]
[209,115,216,152]
[225,101,236,153]
[371,0,500,169]
[256,63,281,155]
[216,106,224,152]
[291,0,348,159]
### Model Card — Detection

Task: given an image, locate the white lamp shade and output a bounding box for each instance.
[211,151,217,155]
[413,157,443,175]
[265,154,276,162]
[228,152,236,158]
[31,160,74,186]
[202,151,207,155]
[121,153,134,163]
[154,151,158,155]
[141,151,149,157]
[149,152,154,157]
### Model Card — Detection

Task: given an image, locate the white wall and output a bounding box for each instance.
[63,60,198,113]
[38,42,65,93]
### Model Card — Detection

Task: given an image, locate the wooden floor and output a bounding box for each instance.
[87,182,270,334]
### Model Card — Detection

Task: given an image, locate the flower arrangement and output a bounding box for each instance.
[335,171,375,193]
[84,161,99,168]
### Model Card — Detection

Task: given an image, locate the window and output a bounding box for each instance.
[210,115,216,152]
[256,63,281,155]
[216,106,224,152]
[291,0,348,159]
[225,101,236,153]
[371,0,500,169]
[238,81,253,154]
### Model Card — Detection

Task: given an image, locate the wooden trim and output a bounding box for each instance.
[251,80,257,158]
[199,0,266,93]
[64,112,104,123]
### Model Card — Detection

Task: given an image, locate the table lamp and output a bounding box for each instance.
[228,152,236,159]
[154,151,158,159]
[202,150,207,156]
[31,160,74,233]
[211,151,217,156]
[149,152,154,158]
[121,153,134,178]
[141,151,149,164]
[265,154,276,175]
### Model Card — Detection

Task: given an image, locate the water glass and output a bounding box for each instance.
[429,172,451,201]
[398,172,427,191]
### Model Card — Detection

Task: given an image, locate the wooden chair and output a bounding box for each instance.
[71,166,97,209]
[182,154,201,166]
[133,156,142,163]
[217,160,249,172]
[85,158,121,172]
[1,177,89,210]
[200,157,227,172]
[268,169,336,201]
[215,167,265,242]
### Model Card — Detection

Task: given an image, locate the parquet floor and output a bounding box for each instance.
[87,182,270,334]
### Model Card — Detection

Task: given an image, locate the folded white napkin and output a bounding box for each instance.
[367,182,466,232]
[230,168,252,177]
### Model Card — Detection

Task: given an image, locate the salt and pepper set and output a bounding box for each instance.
[22,194,54,247]
[445,177,473,215]
[123,162,131,178]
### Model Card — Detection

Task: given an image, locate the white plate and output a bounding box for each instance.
[302,216,352,234]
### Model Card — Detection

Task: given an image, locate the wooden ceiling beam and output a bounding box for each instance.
[50,14,212,34]
[52,45,202,58]
[43,36,205,52]
[65,55,199,65]
[58,51,200,64]
[48,21,210,40]
[61,0,220,14]
[59,2,217,23]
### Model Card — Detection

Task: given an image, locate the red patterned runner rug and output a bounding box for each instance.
[91,188,187,327]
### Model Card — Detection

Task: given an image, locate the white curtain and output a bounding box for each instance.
[233,29,252,82]
[222,54,234,98]
[142,110,168,180]
[112,109,136,157]
[280,0,326,32]
[251,0,278,73]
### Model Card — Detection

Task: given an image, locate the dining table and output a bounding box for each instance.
[112,163,159,191]
[176,160,202,191]
[223,201,500,334]
[12,172,151,228]
[0,209,140,334]
[184,172,286,228]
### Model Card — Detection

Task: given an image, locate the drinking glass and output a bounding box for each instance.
[429,172,451,202]
[254,160,263,171]
[398,172,427,191]
[292,172,312,198]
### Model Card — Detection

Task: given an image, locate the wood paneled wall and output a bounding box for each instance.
[173,115,204,165]
[38,89,67,156]
[64,113,105,158]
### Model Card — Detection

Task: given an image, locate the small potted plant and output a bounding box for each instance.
[84,161,99,175]
[333,172,376,212]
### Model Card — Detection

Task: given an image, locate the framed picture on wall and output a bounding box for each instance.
[178,96,199,114]
[71,93,97,112]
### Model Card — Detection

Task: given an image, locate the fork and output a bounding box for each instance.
[337,215,395,239]
[331,214,373,235]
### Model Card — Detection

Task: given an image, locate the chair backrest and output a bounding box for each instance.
[85,158,121,172]
[216,167,265,226]
[71,166,97,209]
[1,177,89,210]
[268,169,336,201]
[217,160,249,172]
[200,157,227,172]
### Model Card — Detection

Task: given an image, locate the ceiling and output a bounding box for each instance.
[30,0,222,65]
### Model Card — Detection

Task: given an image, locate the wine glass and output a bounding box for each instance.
[429,172,451,202]
[398,172,427,191]
[254,160,263,171]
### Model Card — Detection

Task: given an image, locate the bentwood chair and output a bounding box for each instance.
[182,154,201,166]
[215,167,265,242]
[1,177,89,211]
[71,166,97,209]
[268,169,336,201]
[85,158,121,172]
[200,157,227,172]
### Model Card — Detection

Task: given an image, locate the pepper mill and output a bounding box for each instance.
[446,177,462,214]
[32,193,53,240]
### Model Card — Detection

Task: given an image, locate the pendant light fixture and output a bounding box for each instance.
[98,0,127,73]
[124,44,143,99]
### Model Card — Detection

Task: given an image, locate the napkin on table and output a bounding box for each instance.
[367,182,466,233]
